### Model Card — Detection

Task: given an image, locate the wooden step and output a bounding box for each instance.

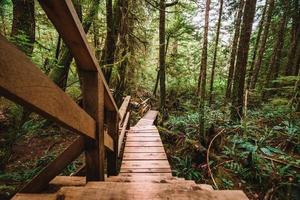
[49,176,86,187]
[57,182,248,200]
[12,194,57,200]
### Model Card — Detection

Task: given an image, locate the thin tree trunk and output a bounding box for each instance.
[231,0,257,121]
[209,0,223,106]
[198,0,210,142]
[249,0,274,89]
[115,0,130,106]
[159,0,166,114]
[264,1,288,91]
[225,0,244,101]
[284,0,300,76]
[246,0,268,89]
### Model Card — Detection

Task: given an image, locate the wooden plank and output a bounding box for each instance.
[125,141,163,147]
[119,173,172,177]
[119,96,131,123]
[12,194,57,200]
[121,161,170,169]
[59,184,249,200]
[80,71,105,181]
[0,36,95,139]
[49,176,86,186]
[127,133,160,137]
[123,153,167,160]
[124,146,165,153]
[38,0,119,113]
[126,137,161,142]
[118,112,130,156]
[120,168,172,173]
[20,137,84,193]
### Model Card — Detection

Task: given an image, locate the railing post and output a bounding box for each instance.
[80,70,105,181]
[106,111,119,176]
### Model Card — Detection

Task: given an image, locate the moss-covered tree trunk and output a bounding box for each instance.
[249,0,274,89]
[231,0,257,121]
[225,0,244,101]
[198,0,210,143]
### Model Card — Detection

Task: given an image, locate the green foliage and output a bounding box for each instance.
[172,156,202,181]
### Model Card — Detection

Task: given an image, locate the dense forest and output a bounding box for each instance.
[0,0,299,199]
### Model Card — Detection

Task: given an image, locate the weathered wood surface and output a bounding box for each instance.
[119,96,131,123]
[57,183,249,200]
[123,153,167,160]
[80,71,105,181]
[0,36,95,139]
[120,110,172,177]
[20,137,85,193]
[38,0,118,113]
[12,194,57,200]
[50,176,86,186]
[118,112,130,156]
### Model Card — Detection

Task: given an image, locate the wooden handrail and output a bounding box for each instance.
[0,36,95,139]
[118,112,130,156]
[119,96,131,124]
[38,0,119,115]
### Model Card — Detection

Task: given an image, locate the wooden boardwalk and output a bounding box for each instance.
[12,110,249,200]
[120,110,172,176]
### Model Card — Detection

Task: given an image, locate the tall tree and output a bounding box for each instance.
[225,0,244,100]
[159,0,166,113]
[264,0,289,90]
[231,0,257,120]
[115,0,130,106]
[249,0,274,89]
[158,0,178,115]
[198,0,210,141]
[284,0,300,76]
[208,0,223,105]
[48,0,100,89]
[246,0,268,89]
[102,0,117,84]
[11,0,35,57]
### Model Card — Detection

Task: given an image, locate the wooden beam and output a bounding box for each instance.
[79,71,105,181]
[106,111,119,176]
[104,131,114,152]
[118,112,130,156]
[0,36,96,139]
[119,96,131,123]
[20,137,85,193]
[37,0,119,114]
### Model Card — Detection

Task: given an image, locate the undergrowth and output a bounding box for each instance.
[161,100,300,200]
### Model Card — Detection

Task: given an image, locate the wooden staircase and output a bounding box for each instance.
[12,111,248,200]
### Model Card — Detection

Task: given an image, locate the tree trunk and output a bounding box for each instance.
[246,0,268,89]
[264,1,288,90]
[249,0,274,89]
[225,0,244,101]
[11,0,35,57]
[48,0,100,90]
[231,0,257,121]
[115,0,130,106]
[159,0,166,114]
[209,0,223,106]
[198,0,210,142]
[11,0,35,128]
[284,0,300,76]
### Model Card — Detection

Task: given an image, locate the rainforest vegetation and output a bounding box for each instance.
[0,0,299,199]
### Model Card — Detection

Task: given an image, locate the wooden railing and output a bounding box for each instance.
[0,0,130,193]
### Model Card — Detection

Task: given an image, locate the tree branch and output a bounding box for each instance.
[165,0,178,7]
